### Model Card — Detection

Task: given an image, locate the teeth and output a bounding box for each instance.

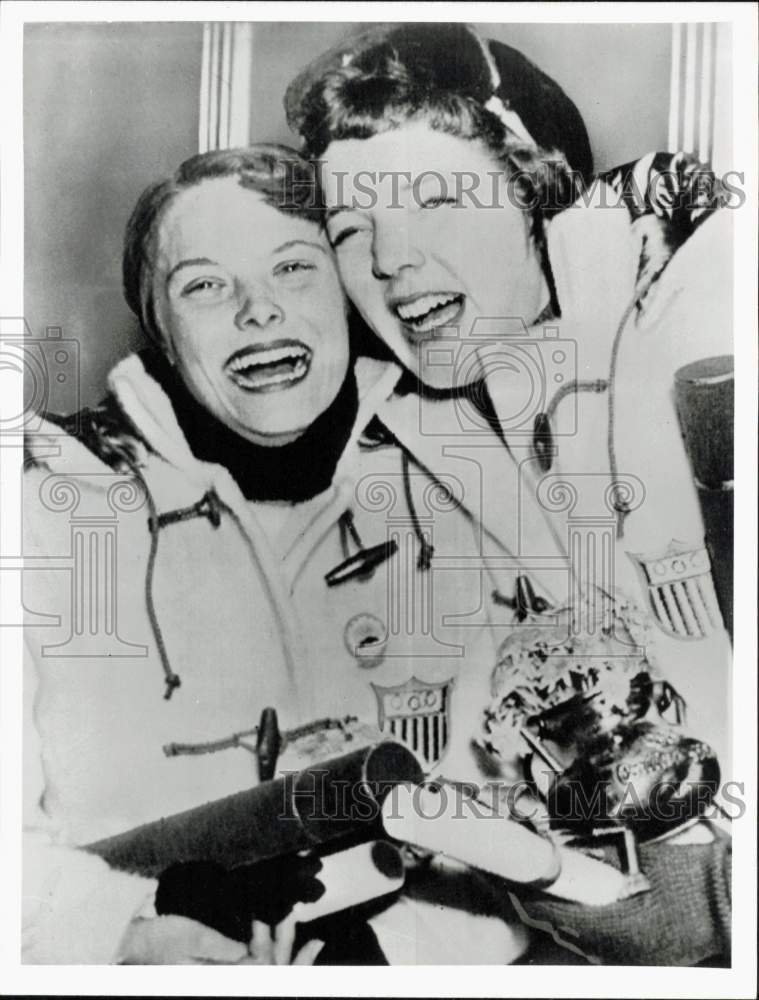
[395,293,459,321]
[229,357,309,387]
[227,344,308,372]
[225,342,311,390]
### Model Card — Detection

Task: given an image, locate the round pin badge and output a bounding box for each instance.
[344,612,388,669]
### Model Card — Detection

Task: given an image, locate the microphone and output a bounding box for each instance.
[674,355,733,638]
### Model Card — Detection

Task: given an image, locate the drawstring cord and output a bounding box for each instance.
[368,422,560,610]
[140,479,179,700]
[324,442,440,586]
[533,273,661,539]
[401,450,435,571]
[607,268,664,537]
[492,574,552,620]
[339,508,363,556]
[323,441,438,586]
[606,293,642,539]
[135,467,222,700]
[533,380,609,473]
[162,714,358,760]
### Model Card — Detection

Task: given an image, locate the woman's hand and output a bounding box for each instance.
[117,914,249,964]
[245,917,324,965]
[117,913,324,965]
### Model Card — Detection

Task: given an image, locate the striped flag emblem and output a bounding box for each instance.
[371,676,454,772]
[629,540,724,639]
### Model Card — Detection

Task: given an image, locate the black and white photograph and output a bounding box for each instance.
[0,2,756,995]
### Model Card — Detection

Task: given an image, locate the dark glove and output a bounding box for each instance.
[155,854,325,943]
[516,829,732,966]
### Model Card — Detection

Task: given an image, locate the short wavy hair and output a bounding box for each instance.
[285,26,591,314]
[286,24,589,227]
[123,145,324,345]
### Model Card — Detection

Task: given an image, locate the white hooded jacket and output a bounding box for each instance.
[376,180,733,770]
[22,176,732,966]
[23,352,532,964]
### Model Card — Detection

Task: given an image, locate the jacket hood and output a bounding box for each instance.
[27,352,404,495]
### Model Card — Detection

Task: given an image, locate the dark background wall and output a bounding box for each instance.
[25,21,671,411]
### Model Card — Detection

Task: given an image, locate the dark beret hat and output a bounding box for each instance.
[285,22,593,181]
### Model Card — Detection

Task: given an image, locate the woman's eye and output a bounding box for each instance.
[273,260,316,278]
[182,278,226,297]
[328,225,371,249]
[420,196,460,210]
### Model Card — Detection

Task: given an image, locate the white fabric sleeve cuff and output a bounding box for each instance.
[23,835,157,964]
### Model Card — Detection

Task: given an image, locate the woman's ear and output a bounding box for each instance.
[156,327,177,366]
[150,296,177,365]
[164,338,178,366]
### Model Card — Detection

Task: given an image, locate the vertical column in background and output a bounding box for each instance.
[199,22,254,153]
[669,21,732,172]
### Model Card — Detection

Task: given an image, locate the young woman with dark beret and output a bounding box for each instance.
[284,23,733,966]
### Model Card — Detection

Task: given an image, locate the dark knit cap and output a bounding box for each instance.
[285,22,593,182]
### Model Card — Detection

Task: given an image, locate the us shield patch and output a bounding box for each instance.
[371,676,454,771]
[628,540,723,639]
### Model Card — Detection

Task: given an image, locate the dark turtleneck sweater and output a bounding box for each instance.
[141,350,359,504]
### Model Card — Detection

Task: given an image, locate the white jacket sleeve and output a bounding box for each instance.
[23,639,157,965]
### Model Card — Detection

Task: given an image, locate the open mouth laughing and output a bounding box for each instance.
[392,291,465,339]
[224,339,312,392]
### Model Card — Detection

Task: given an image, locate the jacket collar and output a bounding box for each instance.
[544,180,638,335]
[369,188,639,588]
[27,352,403,549]
[106,352,402,480]
[108,354,213,489]
[373,385,569,603]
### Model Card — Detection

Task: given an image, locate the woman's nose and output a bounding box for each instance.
[234,289,284,329]
[371,218,425,281]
